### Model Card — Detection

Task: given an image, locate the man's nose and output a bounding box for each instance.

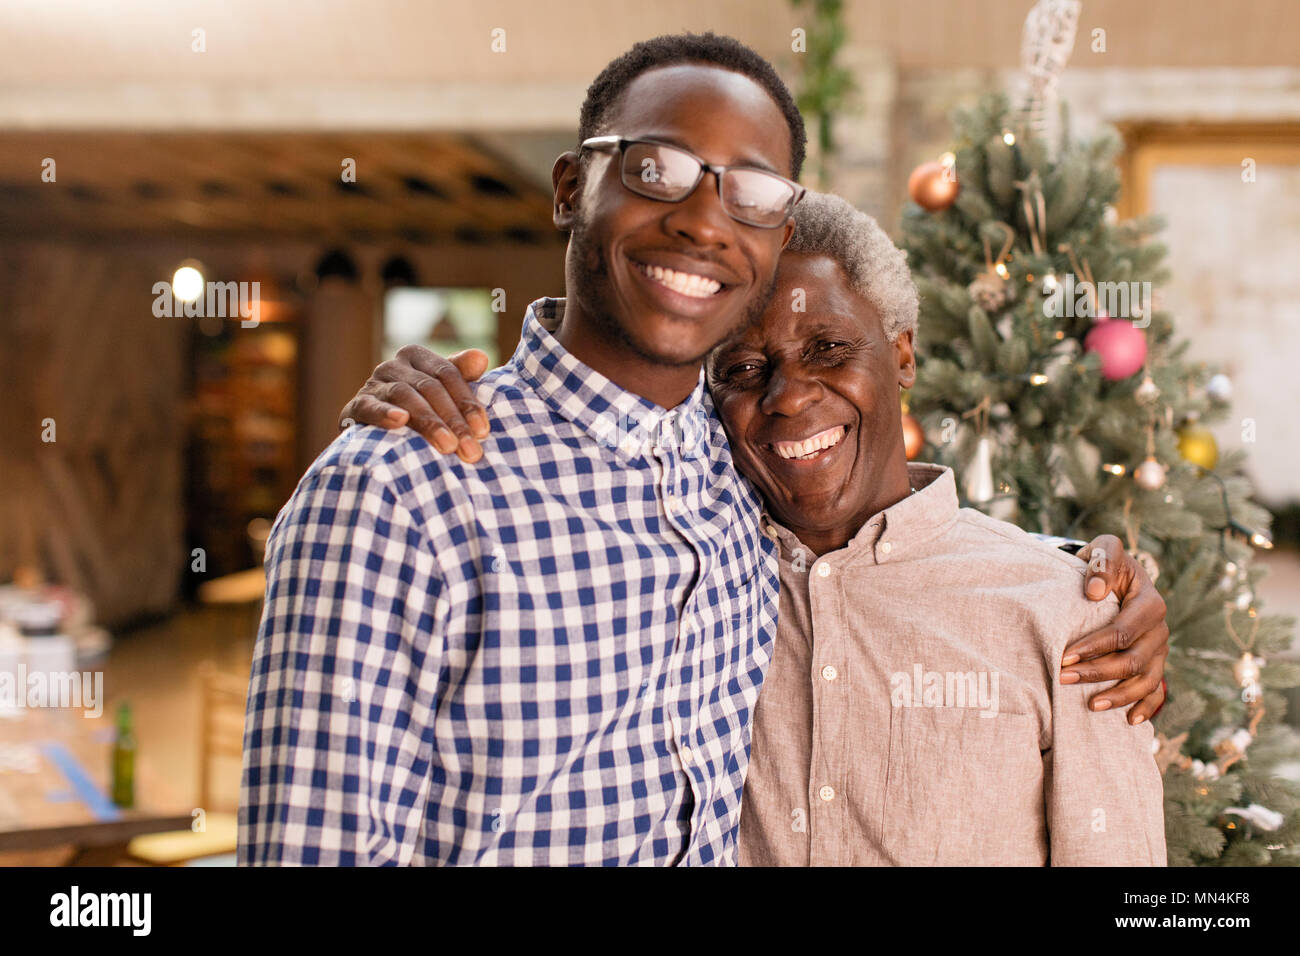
[662,169,733,246]
[761,365,822,417]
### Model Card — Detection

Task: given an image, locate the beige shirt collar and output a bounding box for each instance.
[760,462,958,568]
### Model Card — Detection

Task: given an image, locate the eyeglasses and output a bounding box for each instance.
[580,135,805,229]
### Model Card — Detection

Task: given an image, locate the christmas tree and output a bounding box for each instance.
[896,12,1300,866]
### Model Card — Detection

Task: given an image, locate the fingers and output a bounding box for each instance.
[341,393,409,431]
[1078,534,1127,601]
[1125,677,1168,726]
[450,349,491,382]
[1084,664,1164,715]
[1063,592,1167,666]
[439,352,491,440]
[396,343,453,376]
[381,380,467,457]
[1061,628,1167,712]
[388,346,489,448]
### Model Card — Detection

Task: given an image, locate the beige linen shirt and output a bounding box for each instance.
[737,463,1166,866]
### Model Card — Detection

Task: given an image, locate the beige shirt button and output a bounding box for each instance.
[819,785,835,802]
[666,497,681,515]
[880,541,893,555]
[816,562,831,577]
[680,746,693,766]
[764,524,778,540]
[821,664,838,682]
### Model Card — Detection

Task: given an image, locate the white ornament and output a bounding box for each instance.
[964,436,996,504]
[1134,456,1167,491]
[1223,804,1284,831]
[1206,373,1233,403]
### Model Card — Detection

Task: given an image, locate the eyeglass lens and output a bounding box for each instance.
[620,141,795,227]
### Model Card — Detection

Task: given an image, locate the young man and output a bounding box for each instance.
[245,33,1168,867]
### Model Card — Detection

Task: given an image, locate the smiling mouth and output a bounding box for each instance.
[633,260,724,298]
[769,425,848,461]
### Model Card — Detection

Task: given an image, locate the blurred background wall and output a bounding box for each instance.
[1,0,1298,625]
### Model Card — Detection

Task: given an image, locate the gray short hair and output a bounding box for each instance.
[785,191,918,343]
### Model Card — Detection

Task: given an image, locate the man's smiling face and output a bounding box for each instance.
[559,63,796,372]
[708,251,917,551]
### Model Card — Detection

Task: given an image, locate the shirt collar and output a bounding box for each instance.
[510,297,710,459]
[762,463,958,567]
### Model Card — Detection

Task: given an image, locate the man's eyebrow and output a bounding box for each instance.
[710,342,761,364]
[637,132,782,175]
[793,316,866,340]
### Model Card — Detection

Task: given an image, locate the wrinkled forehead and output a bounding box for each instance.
[712,253,876,361]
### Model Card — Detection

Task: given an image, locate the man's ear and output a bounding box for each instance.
[779,215,796,250]
[552,151,582,232]
[895,328,917,389]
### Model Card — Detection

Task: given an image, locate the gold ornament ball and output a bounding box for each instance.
[908,160,959,212]
[902,412,925,461]
[1177,423,1219,470]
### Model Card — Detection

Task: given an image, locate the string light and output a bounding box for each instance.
[1029,373,1049,386]
[1002,129,1017,145]
[1103,463,1127,476]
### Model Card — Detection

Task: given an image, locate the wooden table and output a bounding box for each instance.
[0,707,194,864]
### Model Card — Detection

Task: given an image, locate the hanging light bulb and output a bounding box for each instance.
[172,260,205,303]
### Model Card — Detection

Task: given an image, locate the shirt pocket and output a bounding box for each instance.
[880,706,1045,866]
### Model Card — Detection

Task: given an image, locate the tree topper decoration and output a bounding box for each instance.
[1018,0,1082,152]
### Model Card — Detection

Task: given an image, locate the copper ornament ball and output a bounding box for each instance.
[902,413,925,460]
[908,160,959,212]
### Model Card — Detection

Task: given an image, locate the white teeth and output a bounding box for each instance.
[773,426,846,460]
[637,262,722,298]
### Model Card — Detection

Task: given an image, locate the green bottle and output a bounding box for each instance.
[111,701,135,809]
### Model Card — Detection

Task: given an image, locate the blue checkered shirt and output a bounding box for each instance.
[240,297,778,866]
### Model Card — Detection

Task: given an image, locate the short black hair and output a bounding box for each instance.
[578,31,806,181]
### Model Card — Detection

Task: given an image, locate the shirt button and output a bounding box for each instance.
[880,541,893,555]
[764,524,778,540]
[821,664,838,682]
[816,562,831,577]
[680,746,693,766]
[819,785,836,802]
[666,497,681,515]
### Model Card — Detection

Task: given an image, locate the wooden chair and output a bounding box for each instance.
[125,662,246,865]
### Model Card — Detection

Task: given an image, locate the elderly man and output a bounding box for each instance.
[707,193,1165,864]
[341,189,1167,865]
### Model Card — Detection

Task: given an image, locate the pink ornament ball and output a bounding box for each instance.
[1084,318,1147,380]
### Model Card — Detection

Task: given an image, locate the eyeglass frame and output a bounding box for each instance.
[579,135,806,229]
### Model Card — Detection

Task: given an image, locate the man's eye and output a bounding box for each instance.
[817,341,845,352]
[725,362,762,379]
